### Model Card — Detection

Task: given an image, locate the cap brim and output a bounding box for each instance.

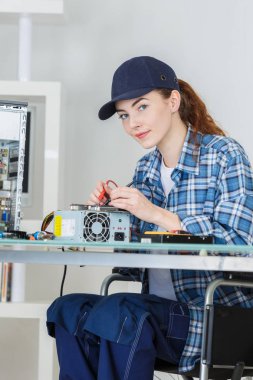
[98,87,154,120]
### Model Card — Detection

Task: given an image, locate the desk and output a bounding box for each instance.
[1,240,253,380]
[1,239,253,271]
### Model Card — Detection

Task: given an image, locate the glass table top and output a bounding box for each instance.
[0,238,253,255]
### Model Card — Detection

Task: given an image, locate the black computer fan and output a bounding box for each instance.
[83,212,110,242]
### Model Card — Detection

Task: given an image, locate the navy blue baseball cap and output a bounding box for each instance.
[98,56,180,120]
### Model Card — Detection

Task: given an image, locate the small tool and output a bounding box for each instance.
[102,181,134,206]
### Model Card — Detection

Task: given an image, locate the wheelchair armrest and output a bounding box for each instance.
[204,277,253,305]
[100,273,138,296]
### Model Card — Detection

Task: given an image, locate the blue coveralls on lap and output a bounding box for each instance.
[47,292,190,380]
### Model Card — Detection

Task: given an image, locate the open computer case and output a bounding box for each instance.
[0,100,27,232]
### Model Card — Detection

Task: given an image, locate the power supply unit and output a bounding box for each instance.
[54,205,130,243]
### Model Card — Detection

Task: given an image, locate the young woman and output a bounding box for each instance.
[47,56,253,380]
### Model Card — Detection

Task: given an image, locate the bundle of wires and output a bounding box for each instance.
[41,211,54,232]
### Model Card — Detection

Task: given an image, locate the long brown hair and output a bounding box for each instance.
[158,80,226,142]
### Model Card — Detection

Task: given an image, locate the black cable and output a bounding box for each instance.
[60,265,67,296]
[60,247,67,296]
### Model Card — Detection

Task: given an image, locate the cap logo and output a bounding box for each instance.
[160,74,166,81]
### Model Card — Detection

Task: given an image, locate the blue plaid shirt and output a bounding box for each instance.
[130,127,253,372]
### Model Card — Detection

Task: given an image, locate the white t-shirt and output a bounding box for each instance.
[148,158,177,301]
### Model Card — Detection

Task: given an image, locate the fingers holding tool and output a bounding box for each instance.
[87,180,118,206]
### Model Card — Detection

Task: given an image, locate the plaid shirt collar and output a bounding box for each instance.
[143,127,202,187]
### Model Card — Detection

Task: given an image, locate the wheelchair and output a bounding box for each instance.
[100,270,253,380]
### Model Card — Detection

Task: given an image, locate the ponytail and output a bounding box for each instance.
[178,79,225,138]
[158,80,226,143]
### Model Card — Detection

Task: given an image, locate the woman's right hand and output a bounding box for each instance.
[86,180,112,205]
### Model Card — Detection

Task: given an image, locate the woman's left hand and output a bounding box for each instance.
[109,186,181,231]
[109,186,157,223]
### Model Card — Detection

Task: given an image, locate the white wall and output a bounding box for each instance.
[1,0,253,379]
[2,0,253,207]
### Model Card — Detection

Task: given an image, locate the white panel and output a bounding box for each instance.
[0,0,64,15]
[0,111,20,140]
